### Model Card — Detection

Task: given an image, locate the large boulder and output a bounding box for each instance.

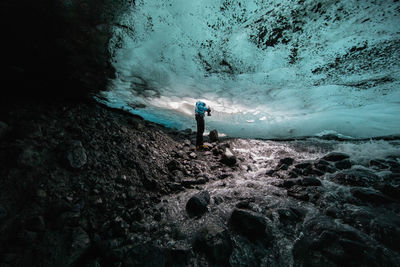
[293,216,394,267]
[193,223,232,265]
[350,187,391,204]
[229,209,271,240]
[186,191,210,217]
[322,152,350,162]
[332,169,381,187]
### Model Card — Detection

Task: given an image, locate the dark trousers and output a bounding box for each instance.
[195,114,205,146]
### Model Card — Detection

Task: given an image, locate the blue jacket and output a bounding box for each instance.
[195,101,209,116]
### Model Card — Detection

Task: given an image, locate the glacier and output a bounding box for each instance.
[100,0,400,139]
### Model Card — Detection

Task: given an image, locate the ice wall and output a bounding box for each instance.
[101,0,400,139]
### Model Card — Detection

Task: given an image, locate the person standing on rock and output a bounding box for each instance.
[195,100,211,150]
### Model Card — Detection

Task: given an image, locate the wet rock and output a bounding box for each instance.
[213,195,224,205]
[295,162,313,169]
[167,182,184,192]
[279,157,294,166]
[293,216,379,267]
[25,215,45,232]
[325,205,339,218]
[193,223,232,265]
[309,168,325,176]
[287,185,309,201]
[265,169,275,176]
[351,187,391,204]
[66,141,87,169]
[277,208,301,224]
[281,179,301,188]
[376,184,400,200]
[186,191,210,217]
[370,213,400,251]
[333,169,381,187]
[220,148,237,166]
[229,208,271,240]
[314,159,337,173]
[181,177,206,188]
[209,129,219,143]
[0,121,9,140]
[322,152,350,162]
[369,159,390,169]
[335,159,352,170]
[277,163,289,171]
[301,177,322,186]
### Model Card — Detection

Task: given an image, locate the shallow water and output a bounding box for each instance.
[148,138,400,265]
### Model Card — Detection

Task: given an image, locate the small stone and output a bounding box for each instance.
[174,150,185,158]
[66,141,87,169]
[220,148,237,166]
[189,152,197,159]
[186,191,210,217]
[167,159,182,172]
[209,129,219,143]
[116,175,129,184]
[322,152,350,162]
[137,144,146,150]
[36,189,47,198]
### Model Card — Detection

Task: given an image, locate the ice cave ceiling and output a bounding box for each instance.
[100,0,400,139]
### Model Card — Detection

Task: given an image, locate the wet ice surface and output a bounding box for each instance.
[145,138,400,266]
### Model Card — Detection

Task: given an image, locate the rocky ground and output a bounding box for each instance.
[0,100,400,267]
